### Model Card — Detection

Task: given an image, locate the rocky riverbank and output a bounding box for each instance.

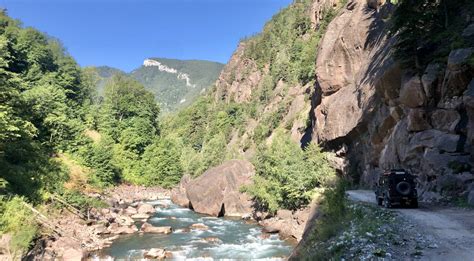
[26,185,169,260]
[171,159,313,241]
[24,158,311,260]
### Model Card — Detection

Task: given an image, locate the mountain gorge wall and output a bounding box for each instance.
[310,0,474,202]
[214,0,474,203]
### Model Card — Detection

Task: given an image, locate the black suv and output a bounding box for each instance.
[375,169,418,208]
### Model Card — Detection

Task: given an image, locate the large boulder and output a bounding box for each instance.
[185,160,255,217]
[421,63,443,99]
[170,175,191,208]
[431,109,460,133]
[407,109,430,132]
[260,207,310,241]
[137,203,155,214]
[313,0,397,143]
[144,248,171,259]
[441,48,474,99]
[399,75,426,108]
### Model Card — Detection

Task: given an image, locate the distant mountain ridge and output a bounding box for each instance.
[90,58,224,112]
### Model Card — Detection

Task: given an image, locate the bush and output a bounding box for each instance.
[78,137,120,187]
[61,190,108,211]
[243,130,336,213]
[0,197,38,259]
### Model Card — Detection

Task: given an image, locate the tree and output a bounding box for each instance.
[244,130,335,213]
[140,137,183,188]
[390,0,471,69]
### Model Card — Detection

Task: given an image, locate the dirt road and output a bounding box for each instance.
[347,190,474,261]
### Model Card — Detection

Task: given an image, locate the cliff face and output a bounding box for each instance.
[214,0,474,201]
[310,0,474,201]
[209,0,341,161]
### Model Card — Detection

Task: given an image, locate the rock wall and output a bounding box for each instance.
[311,0,474,202]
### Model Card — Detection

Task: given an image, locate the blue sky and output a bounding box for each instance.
[0,0,292,72]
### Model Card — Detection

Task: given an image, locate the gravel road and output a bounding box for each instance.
[347,190,474,261]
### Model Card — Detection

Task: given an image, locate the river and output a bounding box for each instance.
[94,198,294,260]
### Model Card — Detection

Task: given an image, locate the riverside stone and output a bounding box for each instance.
[141,223,172,234]
[185,160,255,217]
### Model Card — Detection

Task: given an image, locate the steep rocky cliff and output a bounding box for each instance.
[309,0,474,203]
[211,0,474,204]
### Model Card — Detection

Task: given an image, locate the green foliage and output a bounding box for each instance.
[390,0,474,70]
[78,137,119,187]
[131,58,224,112]
[90,59,223,113]
[0,196,38,258]
[243,0,336,86]
[159,97,248,176]
[61,190,108,211]
[139,137,183,188]
[243,130,336,213]
[0,10,93,200]
[448,161,472,174]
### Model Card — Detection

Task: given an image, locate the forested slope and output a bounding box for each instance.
[0,11,180,257]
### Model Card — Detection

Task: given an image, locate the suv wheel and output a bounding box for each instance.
[383,196,392,208]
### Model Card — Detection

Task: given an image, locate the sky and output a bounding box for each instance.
[0,0,292,72]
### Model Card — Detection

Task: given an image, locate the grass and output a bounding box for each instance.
[297,187,400,260]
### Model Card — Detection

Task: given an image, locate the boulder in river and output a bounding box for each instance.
[137,203,155,214]
[185,160,255,217]
[203,237,222,244]
[189,223,209,230]
[171,175,192,208]
[141,222,172,234]
[144,248,168,259]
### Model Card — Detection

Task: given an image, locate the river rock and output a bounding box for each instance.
[137,203,155,214]
[203,237,222,244]
[116,215,135,227]
[113,226,138,235]
[367,0,385,9]
[189,223,209,230]
[131,213,150,220]
[262,225,280,234]
[144,248,167,259]
[124,206,138,215]
[141,222,172,234]
[185,160,255,217]
[91,224,109,235]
